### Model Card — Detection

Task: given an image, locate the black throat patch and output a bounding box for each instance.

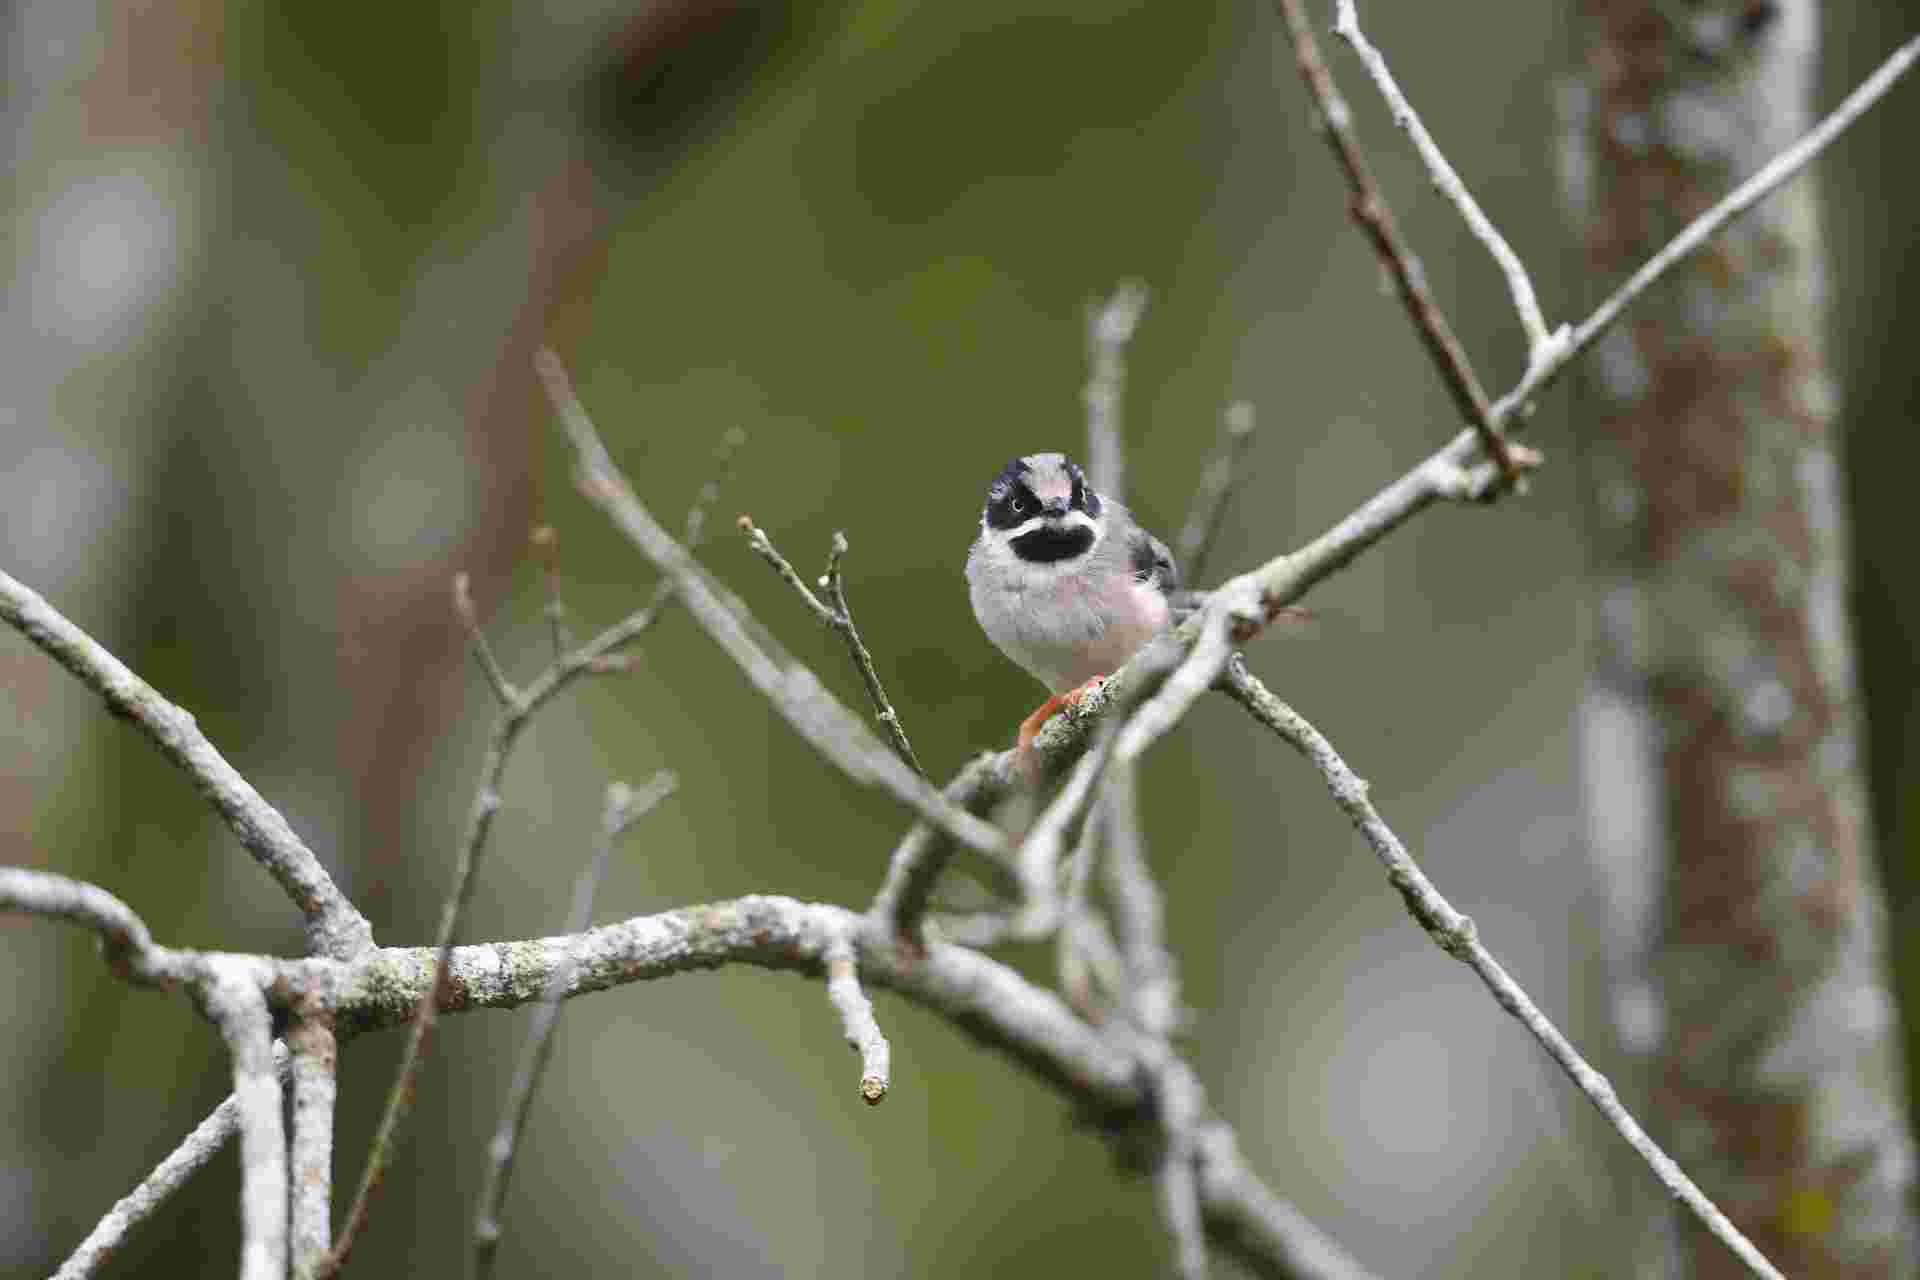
[1012,523,1095,563]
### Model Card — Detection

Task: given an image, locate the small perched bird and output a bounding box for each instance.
[966,452,1179,753]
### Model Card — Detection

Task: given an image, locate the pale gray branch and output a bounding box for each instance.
[1488,28,1920,427]
[288,1011,338,1280]
[1084,279,1149,500]
[540,350,1016,893]
[473,773,677,1280]
[1175,402,1257,589]
[824,936,892,1104]
[1222,658,1786,1280]
[204,973,287,1280]
[51,1042,291,1280]
[0,571,373,960]
[1332,0,1554,356]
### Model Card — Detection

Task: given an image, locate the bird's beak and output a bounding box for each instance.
[1040,497,1070,518]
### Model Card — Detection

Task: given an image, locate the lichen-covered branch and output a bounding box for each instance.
[51,1042,291,1280]
[0,572,373,961]
[288,1011,338,1280]
[1221,658,1786,1280]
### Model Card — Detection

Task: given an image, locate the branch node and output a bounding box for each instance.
[453,573,518,706]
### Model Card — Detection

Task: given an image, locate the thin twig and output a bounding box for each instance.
[324,450,727,1273]
[0,572,373,960]
[1489,27,1920,426]
[824,936,892,1104]
[288,1010,338,1280]
[51,1043,292,1280]
[740,519,927,778]
[542,351,1015,889]
[1331,0,1554,358]
[531,525,570,660]
[473,773,678,1279]
[1221,657,1786,1280]
[820,532,926,778]
[1083,280,1150,499]
[453,573,518,705]
[1101,760,1180,1039]
[1272,0,1518,487]
[1174,402,1257,588]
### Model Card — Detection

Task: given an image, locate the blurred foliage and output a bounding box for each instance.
[3,1,1916,1277]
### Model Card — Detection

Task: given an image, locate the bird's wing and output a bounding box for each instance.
[1127,521,1181,595]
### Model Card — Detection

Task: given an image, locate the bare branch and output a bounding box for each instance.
[1196,1120,1376,1280]
[1221,658,1786,1280]
[740,519,927,778]
[865,752,1002,944]
[541,351,1015,890]
[1331,0,1554,358]
[0,571,373,960]
[15,853,1369,1280]
[204,974,287,1280]
[824,936,892,1104]
[473,773,677,1279]
[51,1041,292,1280]
[819,532,926,778]
[1175,402,1256,588]
[1271,0,1518,487]
[1491,27,1920,426]
[1083,280,1150,499]
[1101,762,1180,1038]
[329,481,704,1274]
[288,1011,338,1280]
[0,867,168,984]
[1154,1071,1209,1280]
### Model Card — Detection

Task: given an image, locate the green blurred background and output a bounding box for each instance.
[3,2,1916,1276]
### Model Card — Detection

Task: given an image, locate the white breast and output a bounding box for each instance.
[968,544,1171,694]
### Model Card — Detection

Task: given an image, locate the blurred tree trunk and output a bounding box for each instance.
[1563,1,1915,1274]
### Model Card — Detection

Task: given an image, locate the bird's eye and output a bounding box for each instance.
[1011,495,1029,513]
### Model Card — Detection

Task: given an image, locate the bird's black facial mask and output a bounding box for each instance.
[1011,522,1096,562]
[984,455,1100,532]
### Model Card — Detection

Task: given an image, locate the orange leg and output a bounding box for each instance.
[1015,677,1106,757]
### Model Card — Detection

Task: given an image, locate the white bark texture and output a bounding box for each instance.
[1564,2,1916,1273]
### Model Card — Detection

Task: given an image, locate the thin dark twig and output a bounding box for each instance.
[473,773,678,1279]
[738,519,927,778]
[1175,403,1257,588]
[1331,0,1550,354]
[1271,0,1518,487]
[821,533,925,777]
